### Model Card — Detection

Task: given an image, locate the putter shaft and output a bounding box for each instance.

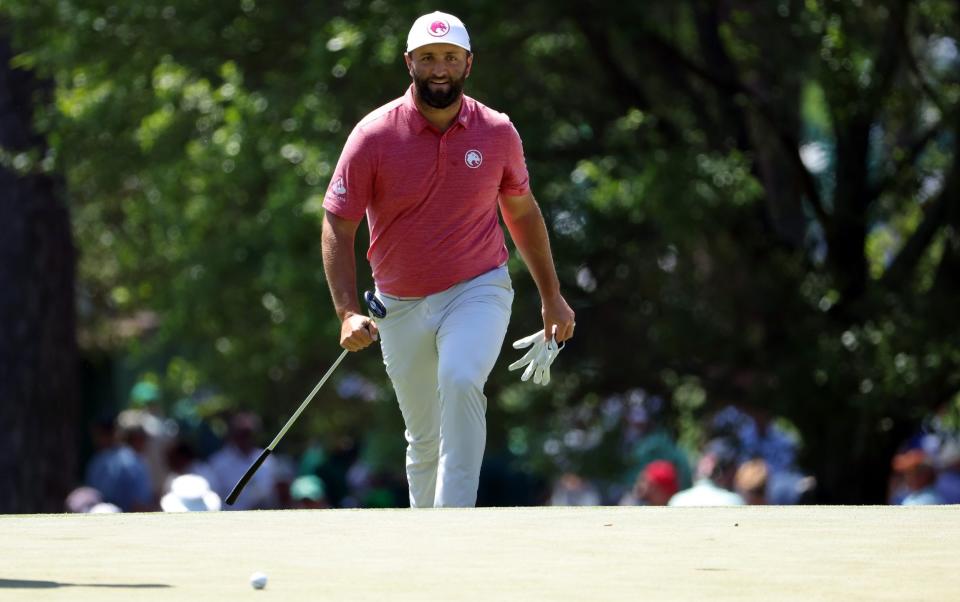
[267,348,349,450]
[224,348,349,505]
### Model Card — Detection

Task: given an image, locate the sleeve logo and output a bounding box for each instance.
[332,176,347,196]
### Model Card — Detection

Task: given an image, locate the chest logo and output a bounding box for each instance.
[465,150,483,168]
[332,177,347,196]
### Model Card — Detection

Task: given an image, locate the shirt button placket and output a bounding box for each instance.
[438,135,447,178]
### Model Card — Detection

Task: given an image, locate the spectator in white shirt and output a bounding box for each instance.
[669,438,745,507]
[201,412,279,510]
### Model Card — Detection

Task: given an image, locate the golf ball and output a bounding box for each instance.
[250,571,268,590]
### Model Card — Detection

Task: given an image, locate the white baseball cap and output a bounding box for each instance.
[406,11,471,53]
[160,474,222,512]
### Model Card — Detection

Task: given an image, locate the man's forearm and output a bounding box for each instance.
[321,213,363,321]
[503,204,561,300]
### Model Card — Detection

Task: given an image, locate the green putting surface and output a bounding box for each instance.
[2,506,958,600]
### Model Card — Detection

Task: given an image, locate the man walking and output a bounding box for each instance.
[321,11,575,507]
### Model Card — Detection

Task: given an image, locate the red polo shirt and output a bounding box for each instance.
[323,85,530,297]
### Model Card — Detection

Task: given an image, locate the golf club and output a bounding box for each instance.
[225,290,386,505]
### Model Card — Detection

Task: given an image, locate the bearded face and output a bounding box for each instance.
[407,45,472,109]
[412,69,467,109]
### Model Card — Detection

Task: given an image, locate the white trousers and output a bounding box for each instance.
[376,265,513,508]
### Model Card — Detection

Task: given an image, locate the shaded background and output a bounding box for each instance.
[1,0,958,512]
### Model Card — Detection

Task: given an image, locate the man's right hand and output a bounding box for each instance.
[339,312,379,352]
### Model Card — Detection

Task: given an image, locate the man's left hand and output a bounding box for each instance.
[542,294,575,343]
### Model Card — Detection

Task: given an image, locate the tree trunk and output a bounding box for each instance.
[0,34,79,513]
[797,400,912,503]
[829,119,871,305]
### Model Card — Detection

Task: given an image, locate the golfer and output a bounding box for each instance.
[322,11,575,507]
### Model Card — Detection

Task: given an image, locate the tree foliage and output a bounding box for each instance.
[3,0,958,501]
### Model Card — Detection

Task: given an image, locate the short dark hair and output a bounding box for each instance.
[406,49,472,58]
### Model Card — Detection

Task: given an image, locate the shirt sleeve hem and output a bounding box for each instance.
[499,186,531,197]
[322,200,365,221]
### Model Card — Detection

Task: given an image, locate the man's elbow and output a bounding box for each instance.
[323,210,360,239]
[499,193,539,222]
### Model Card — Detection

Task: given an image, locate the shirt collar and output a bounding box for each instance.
[402,84,472,134]
[456,95,473,129]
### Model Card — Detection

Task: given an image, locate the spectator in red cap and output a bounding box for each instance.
[632,460,679,506]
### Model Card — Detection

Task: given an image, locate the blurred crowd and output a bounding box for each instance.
[887,414,960,506]
[549,404,815,507]
[549,403,960,508]
[65,381,407,514]
[65,381,959,514]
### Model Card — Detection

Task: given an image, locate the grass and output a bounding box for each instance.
[2,505,958,600]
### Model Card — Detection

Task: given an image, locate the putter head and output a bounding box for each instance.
[364,290,386,319]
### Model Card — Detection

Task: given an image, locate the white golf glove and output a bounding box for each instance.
[508,329,564,386]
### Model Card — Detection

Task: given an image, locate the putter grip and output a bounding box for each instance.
[225,448,272,506]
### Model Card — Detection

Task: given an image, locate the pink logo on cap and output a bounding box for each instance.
[429,20,449,37]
